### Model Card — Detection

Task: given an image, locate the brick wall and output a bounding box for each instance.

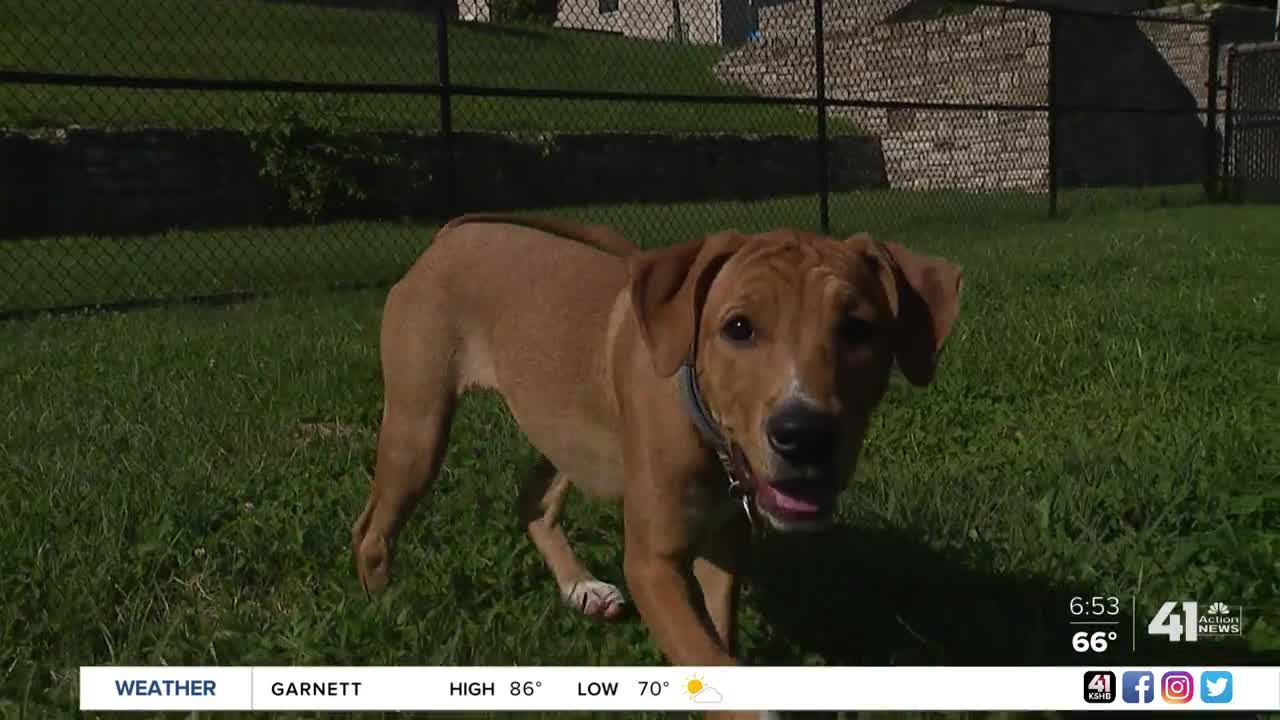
[0,128,887,239]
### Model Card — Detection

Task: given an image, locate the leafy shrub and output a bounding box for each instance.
[490,0,558,26]
[238,95,399,223]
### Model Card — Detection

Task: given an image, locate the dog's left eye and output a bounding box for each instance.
[838,314,873,345]
[722,315,755,343]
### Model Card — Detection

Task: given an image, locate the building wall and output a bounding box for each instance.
[715,2,1240,191]
[553,0,725,44]
[453,0,733,44]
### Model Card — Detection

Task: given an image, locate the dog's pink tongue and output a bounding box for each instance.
[766,484,820,513]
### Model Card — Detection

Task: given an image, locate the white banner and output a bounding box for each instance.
[80,665,1279,712]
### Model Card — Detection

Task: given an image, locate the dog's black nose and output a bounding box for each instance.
[766,403,839,466]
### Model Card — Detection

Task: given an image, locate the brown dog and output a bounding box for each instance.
[352,215,962,677]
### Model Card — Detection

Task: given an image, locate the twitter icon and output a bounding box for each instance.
[1200,671,1233,704]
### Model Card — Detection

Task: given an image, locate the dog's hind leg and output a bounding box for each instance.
[352,283,458,595]
[353,396,454,595]
[518,458,627,621]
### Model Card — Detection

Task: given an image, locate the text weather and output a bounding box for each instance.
[114,679,217,697]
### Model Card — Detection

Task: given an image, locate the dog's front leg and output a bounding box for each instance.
[624,549,736,666]
[622,465,737,666]
[622,477,772,720]
[692,512,750,656]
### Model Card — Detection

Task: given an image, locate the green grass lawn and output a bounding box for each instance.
[0,0,826,134]
[2,201,1277,717]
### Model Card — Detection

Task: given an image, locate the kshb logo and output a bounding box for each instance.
[1147,601,1244,642]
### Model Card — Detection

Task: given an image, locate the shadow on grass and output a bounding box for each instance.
[749,525,1278,669]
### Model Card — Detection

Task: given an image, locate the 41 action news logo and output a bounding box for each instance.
[1147,601,1243,642]
[1083,671,1116,704]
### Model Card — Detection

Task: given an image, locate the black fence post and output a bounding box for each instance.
[435,0,457,220]
[1047,10,1059,218]
[814,0,829,234]
[1204,20,1220,202]
[1222,44,1237,203]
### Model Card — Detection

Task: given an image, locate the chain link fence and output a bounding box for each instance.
[1223,41,1280,201]
[0,0,1229,315]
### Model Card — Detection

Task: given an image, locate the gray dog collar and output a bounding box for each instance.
[676,362,755,528]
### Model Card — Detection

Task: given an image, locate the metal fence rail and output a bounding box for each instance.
[0,0,1225,316]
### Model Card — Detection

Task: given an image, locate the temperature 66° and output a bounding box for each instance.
[1072,630,1117,652]
[639,681,669,696]
[511,681,541,696]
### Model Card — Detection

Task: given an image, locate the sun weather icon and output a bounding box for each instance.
[684,675,723,704]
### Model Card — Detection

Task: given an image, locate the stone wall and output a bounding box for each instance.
[719,5,1051,189]
[714,1,1258,191]
[0,128,886,239]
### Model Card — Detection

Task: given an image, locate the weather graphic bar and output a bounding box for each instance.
[80,666,1280,712]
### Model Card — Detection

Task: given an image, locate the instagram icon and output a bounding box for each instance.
[1161,671,1195,704]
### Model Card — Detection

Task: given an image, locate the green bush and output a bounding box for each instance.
[237,95,400,223]
[489,0,558,25]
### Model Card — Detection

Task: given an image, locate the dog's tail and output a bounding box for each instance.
[437,213,639,258]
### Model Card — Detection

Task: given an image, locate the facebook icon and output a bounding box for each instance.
[1122,671,1155,704]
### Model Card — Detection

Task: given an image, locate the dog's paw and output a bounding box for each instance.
[354,534,391,596]
[562,578,627,621]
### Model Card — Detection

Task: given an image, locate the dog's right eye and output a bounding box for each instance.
[721,315,755,344]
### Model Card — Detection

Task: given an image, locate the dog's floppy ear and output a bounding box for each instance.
[628,232,745,377]
[878,240,964,387]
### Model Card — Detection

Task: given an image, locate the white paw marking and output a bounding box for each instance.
[562,578,626,617]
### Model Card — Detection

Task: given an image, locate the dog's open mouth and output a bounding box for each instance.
[730,444,839,526]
